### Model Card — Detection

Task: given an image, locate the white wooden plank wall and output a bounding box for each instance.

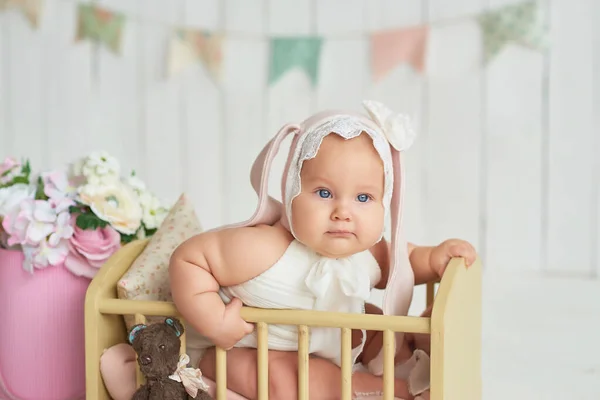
[485,0,545,275]
[0,0,598,277]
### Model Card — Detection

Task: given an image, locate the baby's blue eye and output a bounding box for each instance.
[357,194,370,203]
[318,189,331,198]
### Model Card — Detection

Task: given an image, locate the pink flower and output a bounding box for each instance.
[64,221,121,279]
[0,157,19,185]
[2,199,69,247]
[2,199,38,246]
[42,170,77,200]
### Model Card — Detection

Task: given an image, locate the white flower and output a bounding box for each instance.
[126,174,147,193]
[0,183,35,217]
[27,201,58,244]
[362,100,416,151]
[21,245,36,274]
[139,192,168,229]
[70,158,85,177]
[41,170,78,201]
[78,181,143,235]
[80,151,121,185]
[31,239,70,270]
[48,211,74,246]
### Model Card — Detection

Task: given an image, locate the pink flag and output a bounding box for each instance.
[371,26,429,81]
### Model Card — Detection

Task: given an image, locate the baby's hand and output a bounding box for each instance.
[430,239,477,277]
[214,297,254,350]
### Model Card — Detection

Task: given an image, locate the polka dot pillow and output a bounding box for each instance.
[117,193,203,329]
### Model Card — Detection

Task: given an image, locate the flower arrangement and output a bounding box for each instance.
[0,152,169,278]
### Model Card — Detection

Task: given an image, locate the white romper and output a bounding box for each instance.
[215,239,381,368]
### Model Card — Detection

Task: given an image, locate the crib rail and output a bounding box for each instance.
[99,299,432,333]
[104,299,431,400]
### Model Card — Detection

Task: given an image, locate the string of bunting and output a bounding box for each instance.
[1,0,548,85]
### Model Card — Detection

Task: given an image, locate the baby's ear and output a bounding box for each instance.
[128,324,147,345]
[164,317,184,337]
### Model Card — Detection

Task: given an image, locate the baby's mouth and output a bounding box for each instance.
[326,230,354,237]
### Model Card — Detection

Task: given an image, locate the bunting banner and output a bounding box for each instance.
[167,29,223,81]
[370,26,429,81]
[75,3,125,55]
[477,1,547,63]
[268,37,323,86]
[1,0,549,86]
[0,0,43,28]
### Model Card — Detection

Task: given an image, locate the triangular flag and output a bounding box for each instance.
[0,0,43,28]
[269,37,323,86]
[75,3,125,55]
[370,26,429,81]
[167,29,223,81]
[477,1,547,63]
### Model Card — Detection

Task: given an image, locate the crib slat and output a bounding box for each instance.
[179,318,187,357]
[383,330,394,400]
[216,346,227,400]
[427,281,436,307]
[298,325,309,400]
[341,327,352,400]
[257,322,269,400]
[134,314,147,387]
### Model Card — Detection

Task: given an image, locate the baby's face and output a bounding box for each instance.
[291,132,385,258]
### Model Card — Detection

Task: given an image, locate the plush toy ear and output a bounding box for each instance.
[164,317,184,337]
[128,324,147,344]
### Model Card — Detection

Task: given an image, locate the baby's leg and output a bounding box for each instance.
[99,343,137,400]
[357,303,431,399]
[360,303,434,364]
[358,303,415,367]
[410,305,433,355]
[200,346,419,400]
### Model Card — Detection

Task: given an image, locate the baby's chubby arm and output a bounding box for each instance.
[169,225,289,349]
[370,238,477,288]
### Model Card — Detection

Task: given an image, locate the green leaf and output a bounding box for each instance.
[120,233,137,244]
[34,176,48,200]
[11,176,29,185]
[144,227,157,237]
[69,205,87,214]
[76,212,109,230]
[21,160,31,177]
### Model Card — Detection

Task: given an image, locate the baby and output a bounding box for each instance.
[100,101,476,400]
[169,101,476,400]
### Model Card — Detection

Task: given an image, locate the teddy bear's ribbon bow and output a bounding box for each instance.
[362,99,416,151]
[168,354,210,398]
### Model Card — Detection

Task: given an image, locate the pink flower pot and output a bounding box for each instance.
[0,248,89,400]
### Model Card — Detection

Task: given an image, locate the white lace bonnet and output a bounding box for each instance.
[214,100,418,373]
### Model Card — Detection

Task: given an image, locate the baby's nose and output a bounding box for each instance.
[140,355,152,365]
[332,205,351,221]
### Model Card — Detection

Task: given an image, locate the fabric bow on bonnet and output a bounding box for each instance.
[168,354,210,398]
[363,100,416,151]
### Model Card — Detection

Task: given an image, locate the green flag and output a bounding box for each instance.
[269,37,323,86]
[76,3,125,54]
[477,1,547,63]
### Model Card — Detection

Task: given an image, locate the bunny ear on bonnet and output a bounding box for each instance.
[360,100,418,376]
[204,123,301,234]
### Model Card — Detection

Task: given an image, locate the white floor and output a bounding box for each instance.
[371,269,600,399]
[481,269,600,399]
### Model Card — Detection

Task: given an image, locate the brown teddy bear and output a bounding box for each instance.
[128,317,213,400]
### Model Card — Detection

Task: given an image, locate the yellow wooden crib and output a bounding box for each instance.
[84,239,482,400]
